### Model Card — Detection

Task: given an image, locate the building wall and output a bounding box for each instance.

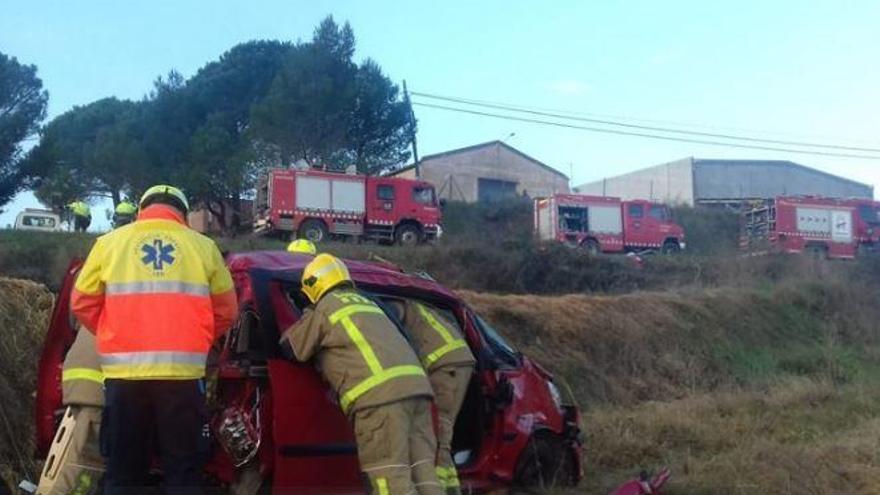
[187,200,253,234]
[693,160,874,202]
[408,142,569,202]
[575,158,695,205]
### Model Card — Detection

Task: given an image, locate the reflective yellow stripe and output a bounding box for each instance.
[330,304,386,375]
[417,304,456,343]
[330,303,426,413]
[62,368,104,384]
[340,365,425,413]
[424,340,468,367]
[329,304,385,324]
[417,303,468,367]
[101,363,205,380]
[376,478,389,495]
[436,466,460,488]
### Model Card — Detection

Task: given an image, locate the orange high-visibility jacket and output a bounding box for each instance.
[71,205,238,380]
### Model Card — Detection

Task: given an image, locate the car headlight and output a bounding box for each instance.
[547,380,563,411]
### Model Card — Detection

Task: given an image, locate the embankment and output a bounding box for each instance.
[461,281,880,494]
[0,278,54,489]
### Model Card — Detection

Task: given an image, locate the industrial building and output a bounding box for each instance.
[390,141,569,203]
[574,157,873,207]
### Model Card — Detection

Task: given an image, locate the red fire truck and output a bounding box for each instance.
[253,169,442,246]
[740,196,869,259]
[534,194,686,254]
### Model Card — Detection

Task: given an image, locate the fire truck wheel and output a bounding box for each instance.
[661,240,681,254]
[513,431,576,491]
[582,239,600,255]
[395,224,422,246]
[298,220,328,243]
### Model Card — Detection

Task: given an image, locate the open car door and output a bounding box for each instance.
[249,269,362,494]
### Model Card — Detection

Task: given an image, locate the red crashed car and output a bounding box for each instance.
[36,251,583,493]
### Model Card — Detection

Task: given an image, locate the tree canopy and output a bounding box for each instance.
[23,16,415,231]
[0,52,48,210]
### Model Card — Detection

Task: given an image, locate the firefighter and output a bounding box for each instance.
[279,254,442,495]
[67,200,91,232]
[286,238,317,255]
[71,184,238,495]
[396,300,475,495]
[35,329,104,495]
[113,199,137,227]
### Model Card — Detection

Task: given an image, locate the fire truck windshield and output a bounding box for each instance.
[649,205,669,221]
[858,205,880,225]
[413,186,436,206]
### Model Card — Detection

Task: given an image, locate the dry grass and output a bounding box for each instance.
[585,379,880,494]
[0,278,54,489]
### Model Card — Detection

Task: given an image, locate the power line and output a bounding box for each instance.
[412,102,880,160]
[411,91,880,153]
[414,92,879,145]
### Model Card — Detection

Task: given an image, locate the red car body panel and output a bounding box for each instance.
[36,251,583,492]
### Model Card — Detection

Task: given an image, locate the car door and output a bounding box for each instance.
[249,269,362,494]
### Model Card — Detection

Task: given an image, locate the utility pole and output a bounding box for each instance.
[402,80,420,178]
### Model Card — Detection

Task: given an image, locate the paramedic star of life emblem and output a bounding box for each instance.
[138,235,179,275]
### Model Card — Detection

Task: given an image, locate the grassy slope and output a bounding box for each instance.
[460,279,880,494]
[6,203,880,493]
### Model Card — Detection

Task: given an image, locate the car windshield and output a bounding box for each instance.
[412,186,436,206]
[473,315,519,368]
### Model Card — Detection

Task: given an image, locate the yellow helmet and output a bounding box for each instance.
[139,184,190,213]
[301,254,351,304]
[287,239,317,255]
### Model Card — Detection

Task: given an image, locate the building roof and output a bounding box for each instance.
[692,158,872,190]
[391,140,568,180]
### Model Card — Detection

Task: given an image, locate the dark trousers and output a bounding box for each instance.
[101,379,208,495]
[74,215,91,232]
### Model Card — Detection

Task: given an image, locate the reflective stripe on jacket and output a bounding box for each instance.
[62,328,104,407]
[281,289,433,414]
[70,204,238,380]
[403,300,475,371]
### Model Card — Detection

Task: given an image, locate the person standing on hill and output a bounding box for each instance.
[67,200,91,232]
[112,199,137,227]
[393,300,475,494]
[71,184,238,495]
[279,254,443,495]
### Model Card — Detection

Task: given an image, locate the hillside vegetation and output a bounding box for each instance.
[5,202,880,493]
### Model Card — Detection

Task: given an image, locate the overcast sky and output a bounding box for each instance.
[3,0,879,229]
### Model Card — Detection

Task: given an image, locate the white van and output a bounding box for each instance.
[14,209,62,232]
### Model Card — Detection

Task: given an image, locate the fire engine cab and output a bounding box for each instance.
[253,169,442,246]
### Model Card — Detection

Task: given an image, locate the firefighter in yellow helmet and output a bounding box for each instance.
[286,239,316,255]
[391,300,475,495]
[279,254,443,495]
[113,200,137,227]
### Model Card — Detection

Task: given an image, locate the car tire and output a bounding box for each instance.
[298,220,328,243]
[395,224,421,247]
[513,431,576,492]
